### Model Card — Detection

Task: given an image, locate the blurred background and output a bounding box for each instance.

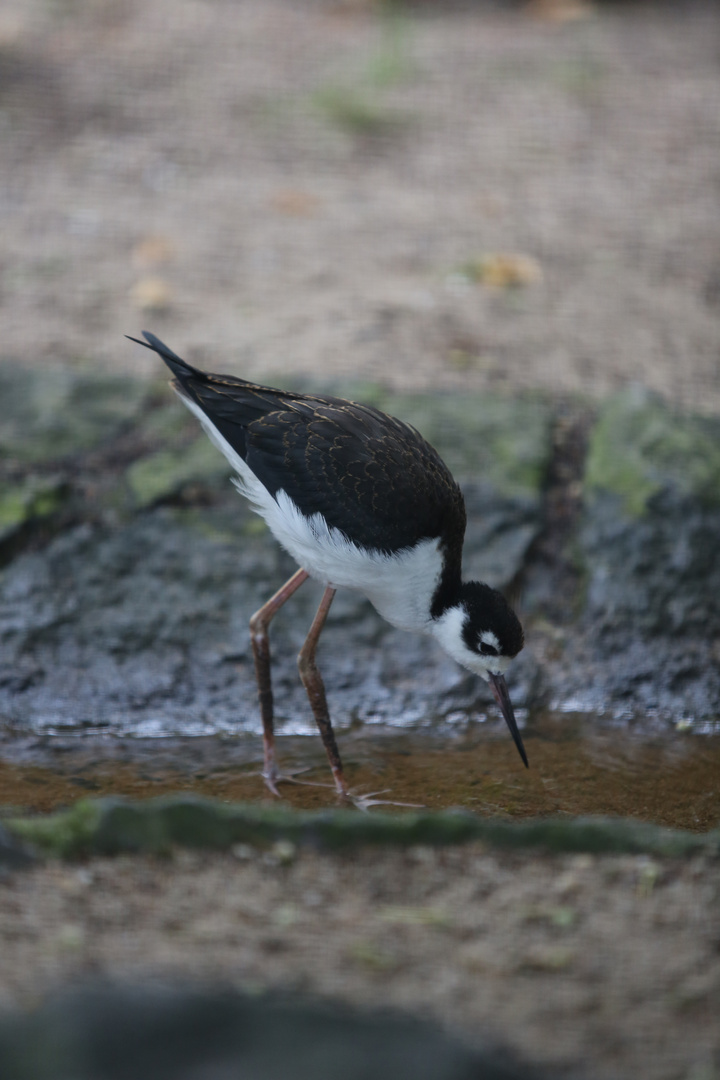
[2,0,718,410]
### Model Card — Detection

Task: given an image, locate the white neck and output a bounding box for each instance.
[430,604,510,680]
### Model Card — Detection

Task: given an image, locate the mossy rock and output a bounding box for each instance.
[0,366,148,463]
[126,437,230,508]
[580,389,720,646]
[584,388,720,517]
[7,795,718,860]
[0,476,68,543]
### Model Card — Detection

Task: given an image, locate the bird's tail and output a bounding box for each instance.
[126,331,201,387]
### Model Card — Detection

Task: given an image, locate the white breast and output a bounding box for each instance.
[176,391,444,634]
[267,491,444,633]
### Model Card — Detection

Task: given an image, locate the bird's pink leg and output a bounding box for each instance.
[253,574,421,810]
[249,568,309,793]
[297,585,348,796]
[298,586,423,810]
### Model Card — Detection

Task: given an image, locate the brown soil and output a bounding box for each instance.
[2,3,719,1078]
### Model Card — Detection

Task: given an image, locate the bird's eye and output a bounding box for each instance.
[479,641,499,657]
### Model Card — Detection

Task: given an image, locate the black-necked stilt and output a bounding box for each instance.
[128,332,527,803]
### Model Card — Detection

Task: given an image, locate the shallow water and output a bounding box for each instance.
[1,712,718,831]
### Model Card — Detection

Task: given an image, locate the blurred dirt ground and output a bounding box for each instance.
[1,3,720,1079]
[1,0,719,411]
[2,844,720,1080]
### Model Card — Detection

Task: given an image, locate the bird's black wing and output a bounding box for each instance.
[130,331,467,556]
[246,399,467,556]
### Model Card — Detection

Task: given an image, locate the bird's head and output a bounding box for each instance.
[431,582,528,767]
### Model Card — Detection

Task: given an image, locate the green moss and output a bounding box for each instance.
[0,477,67,540]
[585,389,720,517]
[0,367,148,463]
[8,799,103,858]
[127,438,229,508]
[6,796,717,860]
[0,489,30,530]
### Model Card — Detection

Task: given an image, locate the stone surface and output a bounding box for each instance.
[0,504,543,736]
[2,364,720,730]
[0,384,551,738]
[0,824,36,870]
[582,390,720,637]
[575,389,720,718]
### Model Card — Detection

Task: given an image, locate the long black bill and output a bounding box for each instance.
[488,672,529,769]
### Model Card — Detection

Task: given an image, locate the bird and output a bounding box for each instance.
[128,331,528,805]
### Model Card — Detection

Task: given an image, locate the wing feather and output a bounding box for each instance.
[132,332,466,555]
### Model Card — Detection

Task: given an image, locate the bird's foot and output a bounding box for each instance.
[260,767,336,798]
[260,768,423,811]
[343,788,424,813]
[261,766,317,797]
